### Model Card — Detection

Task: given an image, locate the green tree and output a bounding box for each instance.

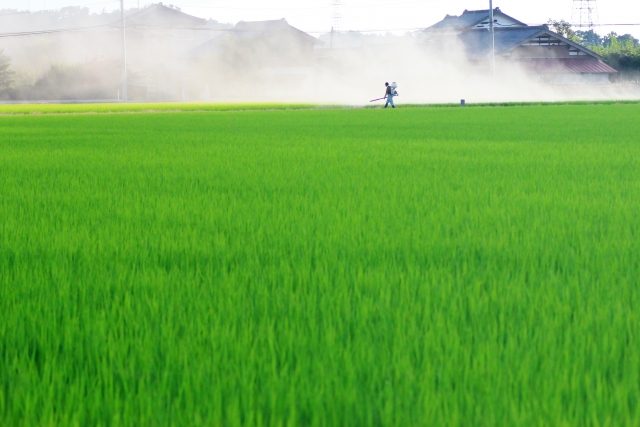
[547,19,579,42]
[603,32,621,50]
[591,32,640,76]
[616,34,639,45]
[575,30,602,47]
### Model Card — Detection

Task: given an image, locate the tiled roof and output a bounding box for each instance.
[127,4,206,28]
[518,58,618,74]
[234,19,318,44]
[429,10,491,31]
[427,8,526,32]
[458,26,548,57]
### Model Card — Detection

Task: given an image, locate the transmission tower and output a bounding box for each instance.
[572,0,598,31]
[330,0,343,49]
[331,0,343,31]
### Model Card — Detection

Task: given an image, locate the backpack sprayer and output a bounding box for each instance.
[370,82,398,102]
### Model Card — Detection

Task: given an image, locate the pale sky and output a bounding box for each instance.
[5,0,640,37]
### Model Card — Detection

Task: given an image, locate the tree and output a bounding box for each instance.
[547,19,579,42]
[575,30,602,47]
[0,50,14,96]
[603,32,621,50]
[29,62,119,100]
[616,34,640,53]
[586,32,640,77]
[543,25,640,77]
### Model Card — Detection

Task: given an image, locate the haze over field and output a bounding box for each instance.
[0,3,639,103]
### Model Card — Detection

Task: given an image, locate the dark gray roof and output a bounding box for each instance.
[429,10,491,31]
[127,4,206,28]
[518,58,617,74]
[235,19,290,33]
[457,26,604,60]
[458,26,547,57]
[427,8,526,32]
[234,19,318,44]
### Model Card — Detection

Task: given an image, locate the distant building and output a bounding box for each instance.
[193,19,319,99]
[123,3,229,99]
[424,8,617,84]
[196,19,318,65]
[127,3,207,28]
[230,19,318,62]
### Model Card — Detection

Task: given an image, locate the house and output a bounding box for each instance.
[126,3,207,28]
[426,8,527,33]
[195,19,318,71]
[230,19,319,63]
[124,3,229,47]
[424,8,617,84]
[122,4,229,99]
[192,19,319,99]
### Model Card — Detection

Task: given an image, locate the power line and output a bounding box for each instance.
[0,23,115,38]
[574,23,640,27]
[178,0,428,10]
[2,23,640,39]
[0,0,117,13]
[0,7,150,38]
[0,22,423,37]
[537,22,640,28]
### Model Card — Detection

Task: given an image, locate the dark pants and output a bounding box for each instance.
[384,95,395,108]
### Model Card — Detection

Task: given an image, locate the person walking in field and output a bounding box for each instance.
[384,82,397,108]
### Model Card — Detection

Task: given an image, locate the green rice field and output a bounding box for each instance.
[1,103,640,426]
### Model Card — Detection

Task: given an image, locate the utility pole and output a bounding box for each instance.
[489,0,496,75]
[120,0,128,102]
[329,1,342,51]
[330,26,334,49]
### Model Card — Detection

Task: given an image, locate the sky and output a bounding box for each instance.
[4,0,640,37]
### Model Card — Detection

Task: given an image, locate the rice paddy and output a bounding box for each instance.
[1,103,639,426]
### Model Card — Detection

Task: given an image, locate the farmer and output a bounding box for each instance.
[384,82,395,109]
